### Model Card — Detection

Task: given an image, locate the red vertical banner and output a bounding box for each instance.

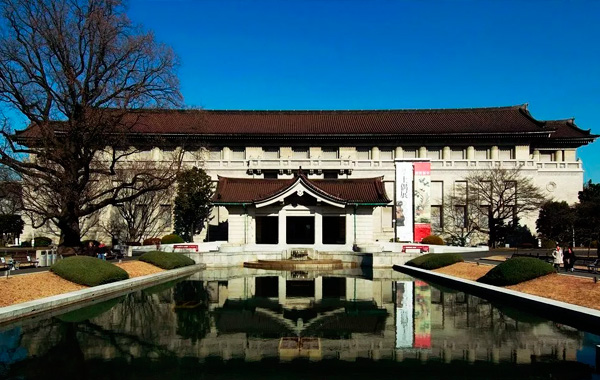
[413,280,431,348]
[413,162,431,242]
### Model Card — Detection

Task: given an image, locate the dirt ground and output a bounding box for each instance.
[434,262,600,311]
[0,261,164,307]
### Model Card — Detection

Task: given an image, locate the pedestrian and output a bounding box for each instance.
[552,244,563,273]
[566,245,574,272]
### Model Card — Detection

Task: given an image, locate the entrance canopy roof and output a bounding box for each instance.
[212,172,390,208]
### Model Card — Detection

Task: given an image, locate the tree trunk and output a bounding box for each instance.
[57,216,82,248]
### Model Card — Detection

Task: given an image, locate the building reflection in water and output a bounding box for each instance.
[1,267,594,375]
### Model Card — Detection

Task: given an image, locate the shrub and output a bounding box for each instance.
[477,257,555,286]
[143,237,161,246]
[421,235,444,245]
[405,253,464,270]
[51,256,129,286]
[139,250,195,270]
[20,241,31,247]
[161,234,184,244]
[34,236,52,247]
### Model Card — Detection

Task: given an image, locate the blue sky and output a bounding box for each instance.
[128,0,600,180]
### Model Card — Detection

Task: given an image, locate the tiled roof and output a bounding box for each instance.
[117,105,547,135]
[544,119,595,139]
[212,174,390,205]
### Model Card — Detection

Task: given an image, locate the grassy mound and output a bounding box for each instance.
[405,253,464,270]
[477,257,555,286]
[139,251,195,270]
[51,256,129,286]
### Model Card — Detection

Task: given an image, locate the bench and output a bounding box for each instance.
[12,254,39,268]
[173,244,199,252]
[0,257,12,270]
[401,245,430,253]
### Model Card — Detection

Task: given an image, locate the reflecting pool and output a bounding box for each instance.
[1,267,599,379]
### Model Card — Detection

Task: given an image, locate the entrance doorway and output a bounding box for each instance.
[286,216,315,244]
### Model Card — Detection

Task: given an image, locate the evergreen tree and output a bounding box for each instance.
[173,168,213,242]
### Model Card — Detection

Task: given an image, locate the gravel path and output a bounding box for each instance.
[434,262,600,311]
[0,261,163,307]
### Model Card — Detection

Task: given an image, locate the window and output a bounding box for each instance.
[292,147,309,159]
[431,205,443,232]
[431,181,443,205]
[451,148,465,160]
[475,148,489,160]
[380,148,394,160]
[231,148,245,160]
[499,148,513,159]
[323,170,338,179]
[322,216,346,244]
[159,205,172,228]
[479,206,490,230]
[208,148,221,160]
[263,170,278,179]
[322,148,338,159]
[454,205,467,228]
[256,216,279,244]
[403,149,417,159]
[356,148,370,160]
[263,148,279,159]
[427,149,441,160]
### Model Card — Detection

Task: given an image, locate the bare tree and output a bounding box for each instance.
[442,166,547,247]
[102,186,174,243]
[0,0,184,248]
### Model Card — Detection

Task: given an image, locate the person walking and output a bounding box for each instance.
[566,246,574,272]
[552,244,563,273]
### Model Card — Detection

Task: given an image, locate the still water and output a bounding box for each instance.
[1,267,599,379]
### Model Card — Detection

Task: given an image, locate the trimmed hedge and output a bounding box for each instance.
[34,236,52,247]
[477,257,555,286]
[161,234,184,244]
[139,250,195,270]
[421,235,444,245]
[51,256,129,286]
[405,253,464,270]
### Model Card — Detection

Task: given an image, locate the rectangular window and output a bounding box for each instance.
[256,216,279,244]
[231,148,245,160]
[323,170,338,179]
[427,148,441,160]
[475,148,489,160]
[499,148,514,159]
[431,205,442,232]
[454,181,467,199]
[479,206,490,230]
[208,148,221,160]
[380,149,394,160]
[431,181,443,205]
[454,205,467,228]
[322,148,338,159]
[403,149,417,159]
[322,216,346,244]
[159,204,172,228]
[356,148,370,160]
[263,170,278,179]
[451,148,465,160]
[263,148,279,159]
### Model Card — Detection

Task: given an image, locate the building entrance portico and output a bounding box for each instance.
[212,171,391,251]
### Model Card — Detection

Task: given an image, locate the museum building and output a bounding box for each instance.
[18,104,598,249]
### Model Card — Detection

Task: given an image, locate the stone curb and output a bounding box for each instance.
[0,264,204,325]
[394,264,600,334]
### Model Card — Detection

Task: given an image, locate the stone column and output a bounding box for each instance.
[223,146,231,160]
[314,276,323,301]
[490,146,499,160]
[371,146,380,161]
[278,210,287,246]
[418,146,427,158]
[442,146,451,160]
[278,276,286,303]
[394,147,403,159]
[555,150,564,162]
[533,149,540,161]
[466,146,475,160]
[315,213,323,246]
